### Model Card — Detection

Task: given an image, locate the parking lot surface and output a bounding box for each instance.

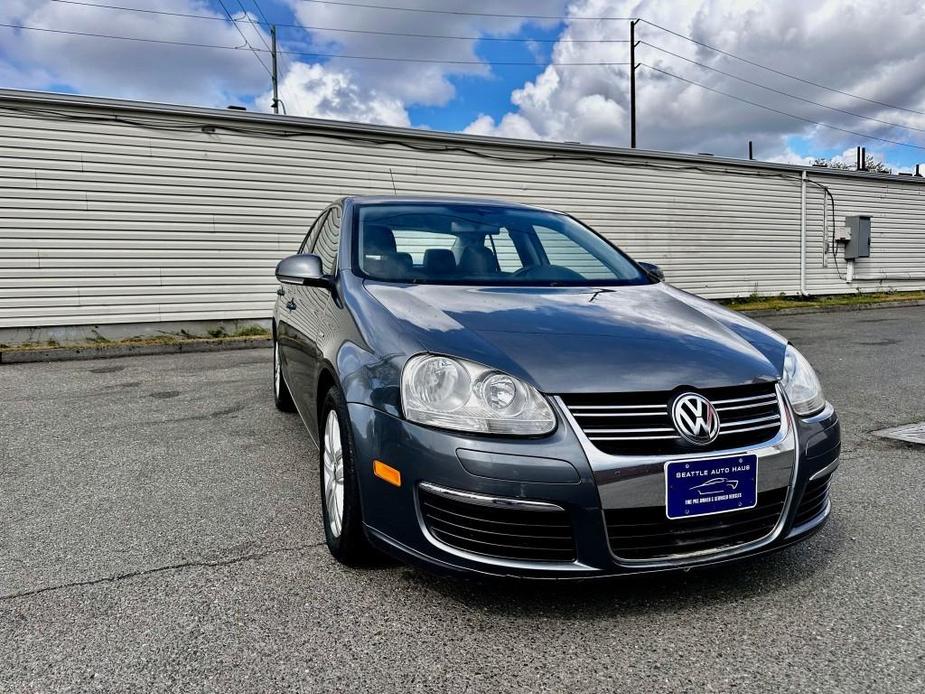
[1,306,923,693]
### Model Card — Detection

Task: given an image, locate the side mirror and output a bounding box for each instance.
[276,254,331,288]
[639,261,665,282]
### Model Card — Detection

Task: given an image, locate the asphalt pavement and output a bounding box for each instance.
[1,306,923,693]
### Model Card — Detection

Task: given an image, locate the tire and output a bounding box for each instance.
[273,329,296,413]
[319,385,376,565]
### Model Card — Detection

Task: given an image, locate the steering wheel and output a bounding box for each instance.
[512,264,585,281]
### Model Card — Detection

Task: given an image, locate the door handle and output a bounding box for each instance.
[276,287,285,297]
[285,299,297,312]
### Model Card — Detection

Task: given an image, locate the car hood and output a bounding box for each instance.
[363,282,786,394]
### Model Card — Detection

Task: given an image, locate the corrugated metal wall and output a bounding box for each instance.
[1,91,924,330]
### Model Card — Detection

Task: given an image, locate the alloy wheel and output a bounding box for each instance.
[322,409,345,537]
[274,341,281,397]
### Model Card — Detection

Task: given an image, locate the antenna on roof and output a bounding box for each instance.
[388,168,398,195]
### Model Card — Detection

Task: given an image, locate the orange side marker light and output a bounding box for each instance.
[373,460,402,487]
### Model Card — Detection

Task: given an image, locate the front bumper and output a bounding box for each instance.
[348,398,840,579]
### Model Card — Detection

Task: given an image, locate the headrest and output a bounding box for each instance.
[423,248,456,276]
[459,245,497,275]
[364,225,396,254]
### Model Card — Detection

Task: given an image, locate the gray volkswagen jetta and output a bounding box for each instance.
[273,196,840,578]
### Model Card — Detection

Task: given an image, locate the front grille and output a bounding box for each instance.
[562,382,782,456]
[605,488,787,560]
[794,473,832,526]
[418,486,576,563]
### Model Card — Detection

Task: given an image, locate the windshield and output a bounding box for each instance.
[355,203,650,286]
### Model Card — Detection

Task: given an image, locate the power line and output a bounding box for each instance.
[235,0,272,52]
[0,22,628,66]
[248,0,273,27]
[273,24,628,45]
[217,0,272,77]
[643,63,925,151]
[638,18,925,117]
[0,22,256,51]
[294,0,633,21]
[642,42,925,135]
[46,1,627,44]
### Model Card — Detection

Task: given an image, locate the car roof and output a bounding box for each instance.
[339,195,563,215]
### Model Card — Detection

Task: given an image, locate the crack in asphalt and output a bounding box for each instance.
[0,542,326,603]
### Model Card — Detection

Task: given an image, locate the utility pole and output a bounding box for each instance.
[271,25,279,115]
[629,19,639,148]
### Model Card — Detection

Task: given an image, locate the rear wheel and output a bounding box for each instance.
[273,330,296,412]
[319,385,376,565]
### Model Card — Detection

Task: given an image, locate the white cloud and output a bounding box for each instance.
[467,0,925,160]
[271,0,569,123]
[764,150,816,166]
[465,113,541,140]
[256,62,409,126]
[0,0,270,106]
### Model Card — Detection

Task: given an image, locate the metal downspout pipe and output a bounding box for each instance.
[800,170,807,295]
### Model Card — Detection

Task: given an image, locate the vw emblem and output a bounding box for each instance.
[672,393,720,446]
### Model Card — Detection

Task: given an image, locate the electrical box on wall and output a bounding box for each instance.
[844,215,871,259]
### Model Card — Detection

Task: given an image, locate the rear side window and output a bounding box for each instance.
[299,210,328,254]
[314,206,342,275]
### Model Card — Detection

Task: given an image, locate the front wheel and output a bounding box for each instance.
[319,386,376,565]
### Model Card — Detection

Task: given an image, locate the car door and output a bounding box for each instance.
[277,209,329,420]
[298,205,343,435]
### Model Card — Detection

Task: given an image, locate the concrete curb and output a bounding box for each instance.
[0,337,271,365]
[738,298,925,318]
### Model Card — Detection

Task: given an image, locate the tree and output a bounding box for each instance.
[862,155,892,174]
[812,157,851,170]
[810,155,892,173]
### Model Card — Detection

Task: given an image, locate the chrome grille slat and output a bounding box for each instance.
[715,397,778,412]
[561,382,782,456]
[716,422,781,436]
[588,434,679,441]
[583,427,676,434]
[711,393,779,405]
[568,404,668,411]
[573,412,669,418]
[719,413,780,429]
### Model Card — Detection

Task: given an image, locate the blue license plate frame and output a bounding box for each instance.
[664,454,758,520]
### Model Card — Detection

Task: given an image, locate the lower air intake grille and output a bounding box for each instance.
[605,488,787,560]
[418,485,576,563]
[794,474,832,526]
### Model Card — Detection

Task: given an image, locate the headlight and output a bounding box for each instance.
[401,354,555,435]
[781,344,825,416]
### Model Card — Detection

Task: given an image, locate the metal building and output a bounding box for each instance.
[1,89,923,339]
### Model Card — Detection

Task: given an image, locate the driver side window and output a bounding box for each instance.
[487,228,522,272]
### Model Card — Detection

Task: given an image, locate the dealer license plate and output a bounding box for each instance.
[665,454,758,520]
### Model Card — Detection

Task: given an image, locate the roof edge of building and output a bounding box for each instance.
[1,88,921,185]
